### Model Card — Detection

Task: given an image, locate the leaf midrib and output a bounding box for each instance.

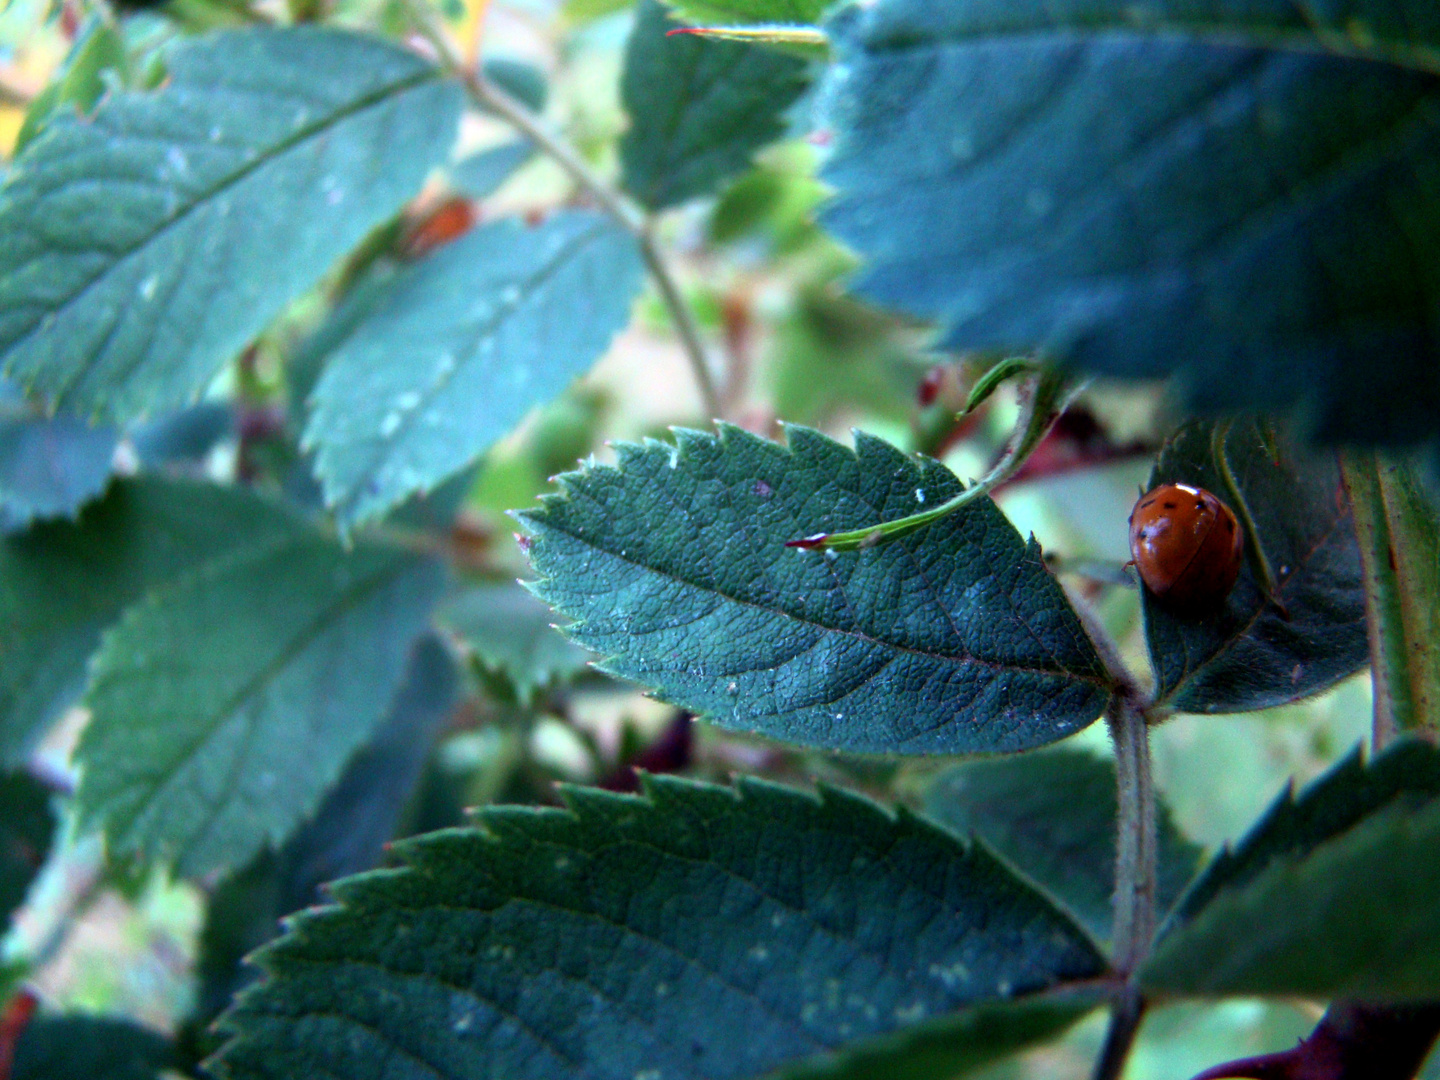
[533,511,1113,690]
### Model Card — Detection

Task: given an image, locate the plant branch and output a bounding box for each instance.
[405,1,723,420]
[1107,692,1157,976]
[1091,985,1145,1080]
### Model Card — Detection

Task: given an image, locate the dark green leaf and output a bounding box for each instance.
[0,478,302,763]
[1163,740,1440,933]
[12,1015,174,1080]
[818,1,1440,445]
[190,635,458,1033]
[1145,740,1440,998]
[0,28,461,423]
[0,398,116,532]
[0,771,57,927]
[75,527,446,877]
[448,141,533,200]
[211,776,1107,1080]
[519,425,1113,755]
[439,579,592,702]
[622,0,811,210]
[763,992,1100,1080]
[1145,420,1367,713]
[305,212,643,528]
[923,748,1203,943]
[666,0,830,23]
[1144,788,1440,1000]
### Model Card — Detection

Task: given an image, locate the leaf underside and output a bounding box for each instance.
[1145,419,1367,713]
[519,424,1113,755]
[0,387,116,531]
[0,27,460,424]
[438,578,593,701]
[305,212,643,528]
[818,1,1440,446]
[211,776,1107,1080]
[1146,740,1440,999]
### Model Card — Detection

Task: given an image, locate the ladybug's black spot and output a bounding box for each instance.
[1195,501,1205,511]
[1163,501,1176,509]
[1224,518,1234,533]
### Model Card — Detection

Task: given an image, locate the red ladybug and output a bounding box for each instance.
[1129,483,1244,614]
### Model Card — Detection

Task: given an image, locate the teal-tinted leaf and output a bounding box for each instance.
[0,478,302,763]
[621,0,811,210]
[481,57,548,114]
[12,1015,175,1080]
[448,140,533,199]
[1143,787,1440,1000]
[1162,740,1440,935]
[0,771,57,927]
[763,992,1100,1080]
[0,402,116,532]
[666,0,829,24]
[129,402,233,466]
[306,212,643,528]
[0,28,462,424]
[818,1,1440,445]
[439,579,592,702]
[211,776,1107,1080]
[191,635,458,1033]
[1145,420,1368,713]
[924,748,1203,943]
[519,425,1113,755]
[75,531,446,877]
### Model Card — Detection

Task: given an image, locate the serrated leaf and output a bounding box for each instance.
[818,1,1440,446]
[75,529,446,877]
[762,993,1097,1080]
[666,0,829,23]
[923,748,1203,943]
[306,212,643,528]
[1143,786,1440,1000]
[0,771,57,927]
[12,1015,175,1080]
[1144,420,1367,713]
[0,403,116,532]
[439,579,592,701]
[0,28,461,424]
[622,0,811,210]
[14,18,127,154]
[519,425,1113,755]
[1163,740,1440,935]
[448,140,533,200]
[0,478,304,763]
[191,635,458,1031]
[211,776,1107,1080]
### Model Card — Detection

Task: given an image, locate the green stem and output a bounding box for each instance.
[1340,450,1440,746]
[789,369,1086,552]
[405,0,723,421]
[1107,694,1157,975]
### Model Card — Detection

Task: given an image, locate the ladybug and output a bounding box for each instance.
[1128,483,1244,614]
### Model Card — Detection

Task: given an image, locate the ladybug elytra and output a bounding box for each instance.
[1128,483,1244,614]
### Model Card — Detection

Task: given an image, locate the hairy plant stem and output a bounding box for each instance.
[405,2,723,420]
[1107,693,1157,976]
